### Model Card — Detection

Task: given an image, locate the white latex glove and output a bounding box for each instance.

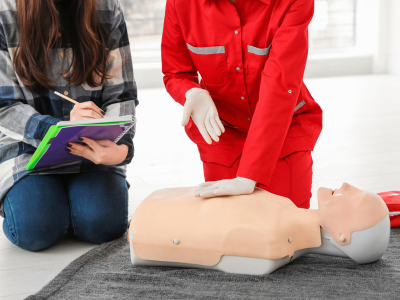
[182,88,225,144]
[194,177,257,198]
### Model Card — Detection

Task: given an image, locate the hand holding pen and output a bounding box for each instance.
[54,91,128,164]
[54,91,106,121]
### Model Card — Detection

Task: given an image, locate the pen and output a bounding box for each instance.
[54,91,107,118]
[54,91,79,104]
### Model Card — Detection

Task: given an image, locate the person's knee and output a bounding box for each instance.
[3,213,68,252]
[69,172,128,244]
[73,212,128,244]
[3,175,70,251]
[18,232,62,252]
[68,172,128,244]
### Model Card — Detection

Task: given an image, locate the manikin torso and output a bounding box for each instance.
[129,183,390,275]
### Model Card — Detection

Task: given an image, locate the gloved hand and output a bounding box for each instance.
[182,88,225,144]
[194,177,257,198]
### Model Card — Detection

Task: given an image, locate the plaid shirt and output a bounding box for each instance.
[0,0,138,217]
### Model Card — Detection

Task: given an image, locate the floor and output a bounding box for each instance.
[1,74,399,299]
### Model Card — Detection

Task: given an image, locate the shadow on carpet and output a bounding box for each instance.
[27,229,400,300]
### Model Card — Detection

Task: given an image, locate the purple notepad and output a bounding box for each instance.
[35,124,131,169]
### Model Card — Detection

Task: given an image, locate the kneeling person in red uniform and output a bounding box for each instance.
[161,0,323,208]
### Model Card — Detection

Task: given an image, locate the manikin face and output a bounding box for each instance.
[318,183,388,245]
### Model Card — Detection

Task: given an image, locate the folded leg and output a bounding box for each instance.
[2,175,70,251]
[66,171,128,244]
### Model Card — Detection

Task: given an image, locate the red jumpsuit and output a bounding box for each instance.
[162,0,323,208]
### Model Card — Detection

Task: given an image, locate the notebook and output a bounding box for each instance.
[26,115,135,170]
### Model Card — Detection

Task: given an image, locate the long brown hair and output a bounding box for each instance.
[14,0,109,92]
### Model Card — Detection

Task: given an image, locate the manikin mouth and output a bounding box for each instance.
[332,188,343,196]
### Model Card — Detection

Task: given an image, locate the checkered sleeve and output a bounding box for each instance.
[0,30,60,148]
[101,0,137,165]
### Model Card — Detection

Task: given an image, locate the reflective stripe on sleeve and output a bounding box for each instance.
[247,44,271,56]
[294,100,306,112]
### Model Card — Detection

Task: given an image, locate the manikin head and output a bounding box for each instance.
[318,183,390,264]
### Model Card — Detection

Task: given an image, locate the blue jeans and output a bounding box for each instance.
[2,171,128,251]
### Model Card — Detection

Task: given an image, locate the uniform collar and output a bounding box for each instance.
[202,0,271,5]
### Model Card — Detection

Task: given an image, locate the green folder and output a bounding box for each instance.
[26,116,135,170]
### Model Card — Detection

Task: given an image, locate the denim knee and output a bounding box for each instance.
[67,172,128,244]
[3,213,68,252]
[3,195,70,252]
[73,213,128,244]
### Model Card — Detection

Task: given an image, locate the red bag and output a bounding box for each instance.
[378,191,400,227]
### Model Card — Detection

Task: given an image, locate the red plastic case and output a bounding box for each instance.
[378,191,400,227]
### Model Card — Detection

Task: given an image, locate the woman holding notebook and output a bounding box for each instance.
[0,0,137,251]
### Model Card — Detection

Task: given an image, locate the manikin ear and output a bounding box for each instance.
[329,217,390,264]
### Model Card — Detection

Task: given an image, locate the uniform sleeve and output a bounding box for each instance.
[101,0,138,166]
[161,0,201,106]
[237,0,314,186]
[0,29,59,148]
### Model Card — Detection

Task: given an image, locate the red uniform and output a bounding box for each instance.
[162,0,323,206]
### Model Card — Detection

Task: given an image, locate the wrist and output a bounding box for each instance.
[118,144,129,161]
[185,87,209,100]
[237,177,257,187]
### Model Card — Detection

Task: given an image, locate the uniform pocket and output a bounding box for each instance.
[246,44,271,79]
[186,43,229,87]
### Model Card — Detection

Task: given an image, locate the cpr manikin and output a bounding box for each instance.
[128,183,390,275]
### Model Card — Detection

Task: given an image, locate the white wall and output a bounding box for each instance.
[370,0,400,75]
[303,0,400,77]
[387,0,400,74]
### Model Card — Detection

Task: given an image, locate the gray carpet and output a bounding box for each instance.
[27,229,400,300]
